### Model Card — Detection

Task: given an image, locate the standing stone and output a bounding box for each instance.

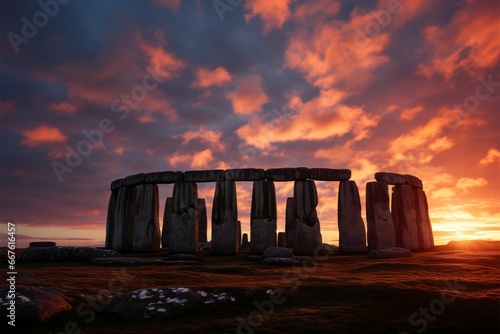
[293,180,322,255]
[169,182,199,254]
[241,233,249,251]
[133,184,161,252]
[366,182,396,250]
[285,197,295,249]
[278,232,287,248]
[423,191,435,248]
[212,180,238,255]
[250,180,277,254]
[198,199,207,243]
[338,181,366,253]
[237,220,242,248]
[414,188,434,250]
[162,197,173,248]
[392,184,420,251]
[112,186,137,252]
[105,190,118,249]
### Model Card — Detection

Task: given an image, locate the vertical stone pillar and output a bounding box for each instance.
[237,220,242,248]
[169,182,199,254]
[241,233,249,251]
[112,186,137,252]
[278,232,287,248]
[413,188,433,250]
[366,182,396,250]
[198,199,207,243]
[250,180,277,254]
[338,181,366,253]
[285,197,295,249]
[293,180,322,255]
[105,190,118,249]
[133,184,160,252]
[162,197,173,248]
[212,180,238,255]
[392,184,420,251]
[423,192,434,248]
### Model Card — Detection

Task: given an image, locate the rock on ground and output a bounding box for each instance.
[368,247,412,259]
[21,247,120,262]
[262,247,294,258]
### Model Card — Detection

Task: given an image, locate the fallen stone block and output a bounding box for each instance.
[262,247,294,258]
[368,247,412,259]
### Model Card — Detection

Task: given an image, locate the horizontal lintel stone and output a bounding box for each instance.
[375,172,422,188]
[145,171,184,184]
[225,168,265,181]
[110,178,125,191]
[124,173,146,187]
[309,168,351,181]
[184,169,225,182]
[265,167,309,181]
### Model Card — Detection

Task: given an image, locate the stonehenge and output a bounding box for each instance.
[106,168,434,255]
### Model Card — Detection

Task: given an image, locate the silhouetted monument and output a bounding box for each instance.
[106,168,433,255]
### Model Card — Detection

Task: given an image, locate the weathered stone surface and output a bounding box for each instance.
[211,180,238,254]
[112,186,137,252]
[133,184,161,252]
[21,247,120,262]
[285,197,295,249]
[241,233,249,251]
[29,242,56,247]
[406,174,423,188]
[184,169,225,182]
[338,181,366,253]
[263,247,294,258]
[423,192,434,249]
[105,190,118,249]
[225,168,265,181]
[278,232,287,248]
[0,285,72,323]
[110,178,125,191]
[168,254,201,262]
[169,182,199,254]
[250,180,277,254]
[293,180,322,255]
[145,171,184,184]
[90,257,158,265]
[309,168,351,181]
[162,197,173,248]
[392,184,420,251]
[368,247,412,259]
[198,199,208,243]
[124,173,146,187]
[375,172,407,185]
[414,188,434,250]
[366,182,396,250]
[265,167,309,181]
[103,287,202,320]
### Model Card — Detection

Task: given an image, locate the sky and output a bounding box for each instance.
[0,0,499,248]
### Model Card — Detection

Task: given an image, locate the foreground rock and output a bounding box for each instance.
[21,247,120,262]
[262,247,294,259]
[103,287,236,320]
[0,285,72,323]
[368,247,412,259]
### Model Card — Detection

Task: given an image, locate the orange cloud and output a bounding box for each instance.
[236,88,379,150]
[227,75,269,115]
[417,0,500,80]
[191,149,214,169]
[479,148,500,166]
[191,66,232,88]
[244,0,292,33]
[176,126,227,152]
[285,2,391,90]
[168,152,191,167]
[400,105,423,120]
[456,177,488,193]
[20,126,67,147]
[49,100,78,113]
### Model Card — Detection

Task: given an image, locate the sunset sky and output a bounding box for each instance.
[1,0,499,248]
